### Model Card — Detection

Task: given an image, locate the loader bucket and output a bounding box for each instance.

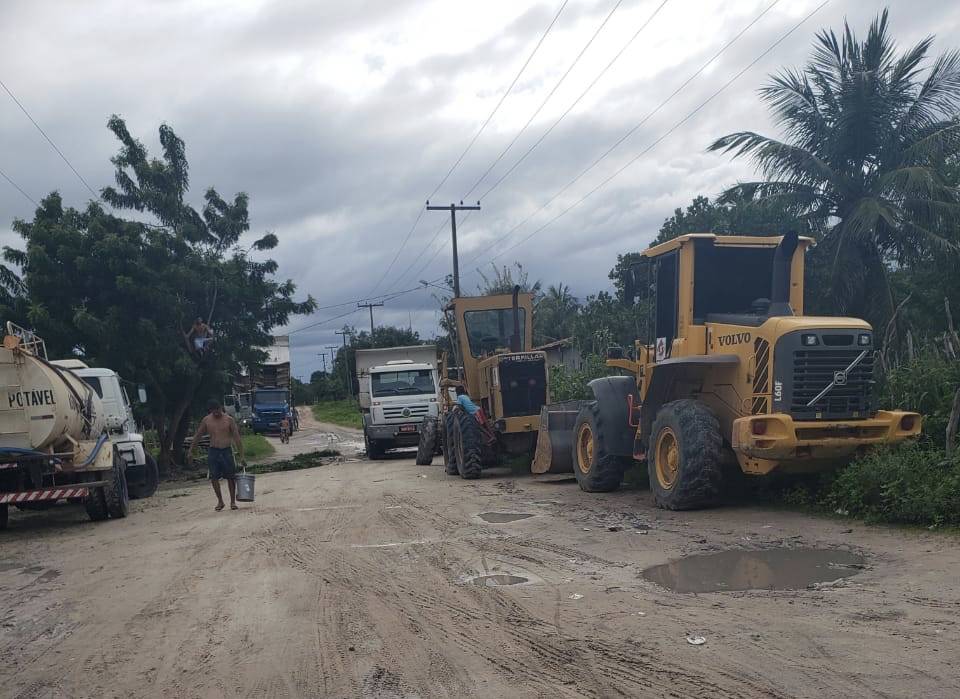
[531,401,584,474]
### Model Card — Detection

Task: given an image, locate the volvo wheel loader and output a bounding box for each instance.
[536,232,921,509]
[417,287,549,479]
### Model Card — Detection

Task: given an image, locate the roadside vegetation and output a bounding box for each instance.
[242,434,275,462]
[245,450,340,475]
[311,400,363,429]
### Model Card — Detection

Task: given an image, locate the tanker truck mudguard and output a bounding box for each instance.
[0,323,128,530]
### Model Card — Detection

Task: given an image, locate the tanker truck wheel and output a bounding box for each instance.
[442,413,460,475]
[454,411,482,480]
[648,399,723,510]
[84,487,109,521]
[571,401,629,492]
[0,504,7,530]
[128,453,160,499]
[104,453,130,519]
[416,417,437,466]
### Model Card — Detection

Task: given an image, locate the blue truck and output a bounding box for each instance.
[250,386,296,434]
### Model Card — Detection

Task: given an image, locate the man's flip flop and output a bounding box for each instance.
[215,503,225,511]
[230,504,239,510]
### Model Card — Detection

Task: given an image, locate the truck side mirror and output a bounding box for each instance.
[137,385,148,403]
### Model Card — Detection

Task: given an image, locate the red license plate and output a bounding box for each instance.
[399,424,417,433]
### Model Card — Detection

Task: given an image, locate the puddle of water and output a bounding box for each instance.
[642,548,865,593]
[471,574,529,587]
[478,512,534,523]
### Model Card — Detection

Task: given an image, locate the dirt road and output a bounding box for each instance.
[2,409,959,698]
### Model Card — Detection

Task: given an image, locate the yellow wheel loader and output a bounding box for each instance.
[418,288,550,479]
[536,232,921,509]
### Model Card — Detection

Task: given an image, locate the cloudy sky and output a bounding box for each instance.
[1,0,958,378]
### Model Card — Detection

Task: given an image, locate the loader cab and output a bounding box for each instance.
[643,233,811,360]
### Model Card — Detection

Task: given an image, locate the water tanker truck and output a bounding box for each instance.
[0,323,129,530]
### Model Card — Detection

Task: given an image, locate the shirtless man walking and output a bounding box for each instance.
[188,399,247,511]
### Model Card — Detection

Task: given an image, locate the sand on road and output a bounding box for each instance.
[2,408,959,698]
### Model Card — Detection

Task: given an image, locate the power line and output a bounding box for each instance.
[463,0,789,268]
[482,0,829,266]
[370,0,569,298]
[0,166,38,207]
[475,0,671,203]
[392,215,449,288]
[463,0,669,199]
[0,78,99,199]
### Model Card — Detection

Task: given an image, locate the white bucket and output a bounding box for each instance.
[235,473,255,502]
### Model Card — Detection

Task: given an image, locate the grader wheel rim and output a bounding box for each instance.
[576,423,594,475]
[655,427,680,490]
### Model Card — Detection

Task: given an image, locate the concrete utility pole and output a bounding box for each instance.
[426,200,481,299]
[335,330,353,398]
[317,352,327,374]
[357,301,384,336]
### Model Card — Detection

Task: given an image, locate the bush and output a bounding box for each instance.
[880,355,960,448]
[549,354,613,402]
[821,443,960,526]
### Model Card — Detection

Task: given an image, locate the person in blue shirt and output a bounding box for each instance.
[454,385,480,415]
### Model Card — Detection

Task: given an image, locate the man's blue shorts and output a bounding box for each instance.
[208,447,237,480]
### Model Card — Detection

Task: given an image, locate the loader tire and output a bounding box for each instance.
[454,411,483,480]
[104,453,129,519]
[128,453,159,499]
[0,504,8,530]
[416,418,437,466]
[84,487,109,522]
[442,414,460,475]
[648,399,723,510]
[571,401,629,492]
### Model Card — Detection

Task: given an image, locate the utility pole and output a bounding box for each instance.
[317,352,327,374]
[426,200,481,299]
[357,301,384,336]
[335,330,353,399]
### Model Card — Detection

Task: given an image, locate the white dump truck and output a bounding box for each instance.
[355,345,439,459]
[0,324,131,530]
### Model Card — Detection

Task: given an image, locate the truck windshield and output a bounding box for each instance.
[80,376,103,398]
[371,370,434,397]
[255,390,287,403]
[463,308,526,357]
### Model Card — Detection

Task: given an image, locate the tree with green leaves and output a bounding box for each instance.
[8,117,315,468]
[534,283,579,345]
[709,9,960,323]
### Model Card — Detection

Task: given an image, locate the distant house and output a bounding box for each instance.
[535,337,581,371]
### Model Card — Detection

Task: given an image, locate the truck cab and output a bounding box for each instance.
[357,349,439,459]
[250,387,293,433]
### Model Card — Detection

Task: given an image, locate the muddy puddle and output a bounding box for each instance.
[643,548,865,593]
[470,574,529,587]
[478,512,533,523]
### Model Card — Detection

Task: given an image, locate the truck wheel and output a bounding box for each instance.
[84,487,109,521]
[365,433,385,460]
[104,454,130,519]
[128,453,160,499]
[648,399,723,510]
[442,414,459,475]
[0,504,7,530]
[416,418,437,466]
[455,411,483,480]
[571,401,629,492]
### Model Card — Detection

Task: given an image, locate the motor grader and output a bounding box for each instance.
[534,232,921,509]
[416,288,548,478]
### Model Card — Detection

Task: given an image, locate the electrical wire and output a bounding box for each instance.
[0,78,99,199]
[0,166,38,206]
[482,0,830,265]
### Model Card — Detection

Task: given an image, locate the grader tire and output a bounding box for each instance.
[571,401,629,492]
[454,411,483,480]
[416,418,437,466]
[648,399,723,510]
[104,454,129,519]
[442,413,459,475]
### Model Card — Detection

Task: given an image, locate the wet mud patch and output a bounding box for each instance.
[477,512,534,523]
[468,574,530,587]
[643,548,866,593]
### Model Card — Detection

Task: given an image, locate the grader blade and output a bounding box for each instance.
[531,401,583,474]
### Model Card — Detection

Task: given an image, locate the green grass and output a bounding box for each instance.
[311,400,362,429]
[242,433,275,462]
[245,450,340,475]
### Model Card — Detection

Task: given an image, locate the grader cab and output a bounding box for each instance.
[417,287,548,479]
[540,232,921,509]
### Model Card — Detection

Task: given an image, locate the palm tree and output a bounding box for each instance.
[709,10,960,322]
[535,283,579,344]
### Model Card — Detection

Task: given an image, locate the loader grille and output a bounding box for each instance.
[790,348,873,420]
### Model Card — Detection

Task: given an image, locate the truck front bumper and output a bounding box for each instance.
[731,411,921,474]
[366,423,421,445]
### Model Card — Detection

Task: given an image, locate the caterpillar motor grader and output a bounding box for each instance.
[535,232,921,509]
[416,288,548,478]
